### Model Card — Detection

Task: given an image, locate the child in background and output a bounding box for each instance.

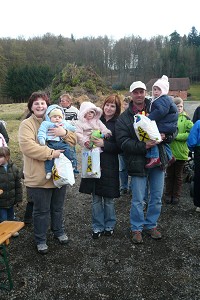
[75,101,112,149]
[0,147,23,236]
[59,93,80,175]
[164,97,193,204]
[187,118,200,212]
[119,96,131,195]
[37,104,76,179]
[145,75,178,168]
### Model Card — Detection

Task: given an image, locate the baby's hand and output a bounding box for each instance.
[0,189,3,195]
[84,141,92,149]
[105,132,112,138]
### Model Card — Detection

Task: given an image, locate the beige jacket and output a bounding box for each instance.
[18,114,77,188]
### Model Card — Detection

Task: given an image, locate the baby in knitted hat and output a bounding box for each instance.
[75,101,112,149]
[145,75,178,168]
[37,104,76,179]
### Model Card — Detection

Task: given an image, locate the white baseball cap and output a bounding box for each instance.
[130,81,146,92]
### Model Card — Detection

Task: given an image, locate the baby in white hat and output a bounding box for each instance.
[145,75,178,168]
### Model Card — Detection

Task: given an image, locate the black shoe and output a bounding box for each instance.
[120,188,128,196]
[104,230,114,236]
[92,231,104,239]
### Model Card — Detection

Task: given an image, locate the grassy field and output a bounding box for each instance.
[188,84,200,100]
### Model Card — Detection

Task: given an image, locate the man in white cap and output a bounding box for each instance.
[115,81,164,244]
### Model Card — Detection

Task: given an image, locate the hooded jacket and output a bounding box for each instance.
[37,104,75,145]
[0,160,22,208]
[170,112,193,160]
[75,102,111,147]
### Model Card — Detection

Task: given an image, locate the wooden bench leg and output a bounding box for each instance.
[0,245,13,291]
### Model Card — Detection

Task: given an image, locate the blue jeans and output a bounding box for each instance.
[0,207,14,222]
[92,194,116,232]
[119,154,131,190]
[130,167,164,231]
[27,186,67,245]
[146,144,172,160]
[46,140,76,173]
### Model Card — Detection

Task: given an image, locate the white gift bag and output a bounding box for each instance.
[52,153,75,188]
[81,148,101,178]
[134,114,162,142]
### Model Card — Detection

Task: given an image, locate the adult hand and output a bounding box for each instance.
[145,140,158,149]
[52,150,64,158]
[48,126,66,138]
[93,137,104,147]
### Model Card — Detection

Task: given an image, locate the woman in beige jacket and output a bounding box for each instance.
[18,91,77,255]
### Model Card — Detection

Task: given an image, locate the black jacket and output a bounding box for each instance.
[79,115,121,198]
[115,99,151,177]
[192,106,200,124]
[0,160,22,208]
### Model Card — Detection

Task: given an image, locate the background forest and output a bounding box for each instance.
[0,26,200,102]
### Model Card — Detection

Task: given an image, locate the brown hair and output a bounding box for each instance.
[27,91,51,113]
[123,96,131,104]
[0,147,10,159]
[102,94,121,118]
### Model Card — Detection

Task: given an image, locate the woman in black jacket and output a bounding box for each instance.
[79,94,121,239]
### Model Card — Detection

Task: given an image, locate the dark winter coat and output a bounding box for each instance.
[79,115,121,198]
[192,106,200,124]
[148,95,178,134]
[0,160,23,208]
[115,98,151,177]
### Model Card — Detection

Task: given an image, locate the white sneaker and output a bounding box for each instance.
[13,231,19,237]
[56,234,69,244]
[46,172,52,179]
[196,207,200,212]
[37,243,48,254]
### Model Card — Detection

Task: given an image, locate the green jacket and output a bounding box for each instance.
[170,112,193,160]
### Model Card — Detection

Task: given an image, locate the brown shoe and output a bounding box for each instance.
[145,158,161,168]
[164,196,172,204]
[130,230,143,244]
[144,227,162,239]
[172,197,179,205]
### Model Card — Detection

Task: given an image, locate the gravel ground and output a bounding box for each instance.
[1,166,200,300]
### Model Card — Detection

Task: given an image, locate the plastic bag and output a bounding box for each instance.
[81,148,101,178]
[52,153,75,188]
[133,114,162,142]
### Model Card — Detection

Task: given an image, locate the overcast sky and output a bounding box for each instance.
[1,0,199,40]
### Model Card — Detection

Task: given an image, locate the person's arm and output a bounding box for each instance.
[0,123,9,143]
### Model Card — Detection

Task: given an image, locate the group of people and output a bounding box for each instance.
[1,74,199,254]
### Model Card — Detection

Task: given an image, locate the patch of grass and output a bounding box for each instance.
[187,84,200,101]
[0,103,27,169]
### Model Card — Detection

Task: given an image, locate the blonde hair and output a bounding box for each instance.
[173,97,183,105]
[60,93,72,101]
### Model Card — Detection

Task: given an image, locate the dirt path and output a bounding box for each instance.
[1,164,200,300]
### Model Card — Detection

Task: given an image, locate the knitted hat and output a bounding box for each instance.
[153,75,169,95]
[49,108,63,118]
[130,81,146,92]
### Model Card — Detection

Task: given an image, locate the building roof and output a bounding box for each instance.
[146,77,190,92]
